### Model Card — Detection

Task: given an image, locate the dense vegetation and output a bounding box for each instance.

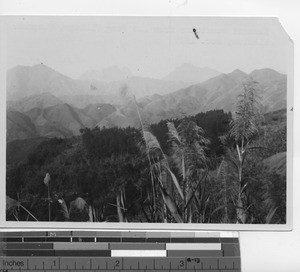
[6,82,287,224]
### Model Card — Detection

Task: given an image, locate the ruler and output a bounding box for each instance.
[0,231,241,272]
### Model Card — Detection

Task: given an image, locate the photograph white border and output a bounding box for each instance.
[0,15,293,231]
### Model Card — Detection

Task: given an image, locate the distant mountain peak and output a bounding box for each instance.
[251,67,280,73]
[31,63,57,73]
[227,69,248,83]
[7,64,91,101]
[163,63,220,83]
[249,68,286,83]
[229,69,247,75]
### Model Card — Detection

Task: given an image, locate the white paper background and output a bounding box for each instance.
[0,0,299,271]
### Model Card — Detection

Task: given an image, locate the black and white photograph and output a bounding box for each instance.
[3,16,292,226]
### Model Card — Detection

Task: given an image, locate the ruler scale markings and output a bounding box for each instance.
[91,257,116,270]
[219,257,241,269]
[169,257,186,269]
[201,257,219,270]
[0,231,240,271]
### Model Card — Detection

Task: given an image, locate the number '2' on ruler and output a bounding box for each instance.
[0,231,241,271]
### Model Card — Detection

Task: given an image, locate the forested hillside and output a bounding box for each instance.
[6,94,286,223]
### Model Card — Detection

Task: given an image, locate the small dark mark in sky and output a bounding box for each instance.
[193,28,199,39]
[290,107,293,112]
[90,84,97,90]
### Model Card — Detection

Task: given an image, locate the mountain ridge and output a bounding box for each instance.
[7,64,91,101]
[6,65,287,141]
[7,63,223,101]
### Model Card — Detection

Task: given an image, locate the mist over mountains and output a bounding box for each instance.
[79,66,133,82]
[7,64,194,102]
[6,63,287,142]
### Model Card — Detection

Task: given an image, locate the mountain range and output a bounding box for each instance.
[7,93,116,140]
[6,64,287,142]
[96,68,286,128]
[7,64,208,103]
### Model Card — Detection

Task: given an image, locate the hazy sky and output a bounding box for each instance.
[5,16,291,79]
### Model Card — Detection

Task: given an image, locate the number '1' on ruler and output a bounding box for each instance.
[0,230,241,271]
